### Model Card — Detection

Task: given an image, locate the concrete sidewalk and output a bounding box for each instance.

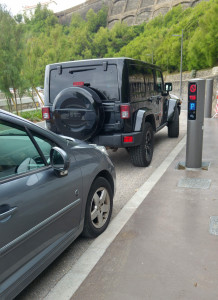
[72,118,218,300]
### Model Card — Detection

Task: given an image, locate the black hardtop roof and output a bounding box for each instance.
[47,57,161,70]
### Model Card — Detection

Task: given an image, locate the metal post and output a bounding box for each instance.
[186,78,205,168]
[180,29,183,100]
[204,79,213,118]
[172,30,183,100]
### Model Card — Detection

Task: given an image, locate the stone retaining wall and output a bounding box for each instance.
[55,0,209,27]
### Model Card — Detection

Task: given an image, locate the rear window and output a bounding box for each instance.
[50,64,119,102]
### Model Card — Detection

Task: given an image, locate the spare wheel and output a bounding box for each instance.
[53,86,104,141]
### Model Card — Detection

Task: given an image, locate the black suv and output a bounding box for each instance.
[43,58,180,167]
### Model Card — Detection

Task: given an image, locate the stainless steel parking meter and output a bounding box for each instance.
[186,79,206,168]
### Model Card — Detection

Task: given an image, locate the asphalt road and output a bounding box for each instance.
[15,111,187,300]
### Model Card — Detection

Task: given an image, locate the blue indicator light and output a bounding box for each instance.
[189,102,196,110]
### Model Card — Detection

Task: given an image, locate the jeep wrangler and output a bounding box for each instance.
[42,58,180,167]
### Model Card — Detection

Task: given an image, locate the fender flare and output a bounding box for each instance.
[134,110,156,132]
[167,98,178,122]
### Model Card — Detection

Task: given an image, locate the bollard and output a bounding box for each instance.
[204,78,213,118]
[186,78,205,168]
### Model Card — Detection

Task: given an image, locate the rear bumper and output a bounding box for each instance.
[92,132,143,148]
[46,120,143,148]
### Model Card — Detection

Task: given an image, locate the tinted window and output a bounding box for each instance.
[128,64,155,101]
[155,70,163,92]
[50,64,119,102]
[0,121,53,180]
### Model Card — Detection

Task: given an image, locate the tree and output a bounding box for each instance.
[14,14,23,23]
[22,36,44,99]
[108,21,137,56]
[187,0,218,69]
[0,5,24,113]
[86,6,108,34]
[24,4,58,34]
[117,0,217,72]
[92,27,109,57]
[0,0,217,113]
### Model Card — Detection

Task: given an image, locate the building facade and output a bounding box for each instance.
[23,0,57,16]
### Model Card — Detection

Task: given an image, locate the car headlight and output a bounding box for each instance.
[90,144,108,156]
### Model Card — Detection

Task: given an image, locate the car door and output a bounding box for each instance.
[128,63,155,112]
[0,119,82,296]
[154,69,168,126]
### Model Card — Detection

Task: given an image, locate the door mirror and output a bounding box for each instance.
[164,82,172,92]
[50,147,70,176]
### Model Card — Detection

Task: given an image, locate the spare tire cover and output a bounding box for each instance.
[53,86,104,141]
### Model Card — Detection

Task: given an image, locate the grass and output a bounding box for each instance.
[20,109,43,122]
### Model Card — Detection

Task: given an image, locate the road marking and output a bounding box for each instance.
[45,135,187,300]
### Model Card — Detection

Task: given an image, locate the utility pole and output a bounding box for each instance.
[172,29,183,100]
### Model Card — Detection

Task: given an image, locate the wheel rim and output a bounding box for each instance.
[90,187,110,229]
[144,130,152,160]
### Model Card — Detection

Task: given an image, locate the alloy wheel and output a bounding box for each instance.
[90,187,110,229]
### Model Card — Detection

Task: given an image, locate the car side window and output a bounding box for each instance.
[155,70,163,92]
[128,64,155,101]
[0,121,52,180]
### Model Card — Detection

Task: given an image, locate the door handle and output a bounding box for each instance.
[0,206,17,221]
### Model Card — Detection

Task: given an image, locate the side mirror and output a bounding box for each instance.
[50,147,70,176]
[164,82,172,92]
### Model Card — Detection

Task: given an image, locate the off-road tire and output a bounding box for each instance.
[129,122,154,167]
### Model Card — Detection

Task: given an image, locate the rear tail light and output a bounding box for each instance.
[120,105,130,119]
[123,136,133,143]
[42,107,51,120]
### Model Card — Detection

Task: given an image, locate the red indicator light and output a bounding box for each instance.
[190,84,197,93]
[189,95,196,100]
[73,82,84,86]
[123,136,133,143]
[120,105,130,119]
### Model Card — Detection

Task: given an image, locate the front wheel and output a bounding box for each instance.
[82,177,113,238]
[129,122,154,167]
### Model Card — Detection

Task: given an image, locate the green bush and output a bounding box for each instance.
[20,109,43,122]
